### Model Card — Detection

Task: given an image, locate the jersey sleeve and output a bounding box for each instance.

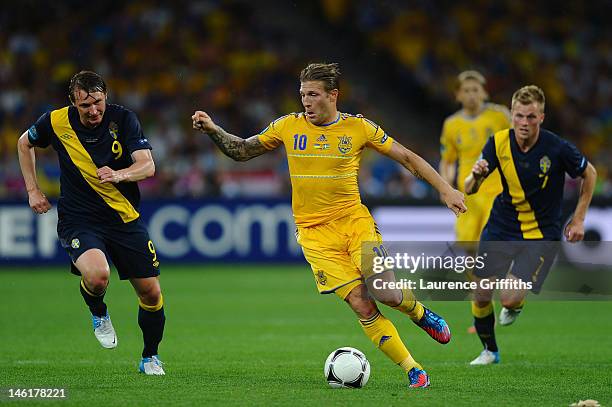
[492,104,512,128]
[123,110,151,153]
[560,139,588,178]
[364,118,394,154]
[439,119,457,163]
[27,112,53,148]
[481,136,499,175]
[257,115,289,150]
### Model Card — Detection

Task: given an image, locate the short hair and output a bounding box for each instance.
[457,70,486,88]
[299,63,340,92]
[69,71,107,103]
[511,85,545,111]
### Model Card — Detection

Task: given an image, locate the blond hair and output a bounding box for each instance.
[300,63,340,92]
[511,85,545,112]
[457,70,486,88]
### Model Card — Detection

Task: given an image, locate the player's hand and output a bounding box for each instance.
[564,218,585,242]
[471,159,490,180]
[441,187,467,217]
[28,188,52,214]
[97,166,125,183]
[192,111,217,133]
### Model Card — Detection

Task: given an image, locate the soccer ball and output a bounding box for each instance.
[324,347,371,388]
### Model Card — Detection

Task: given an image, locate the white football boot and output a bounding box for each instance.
[92,312,117,349]
[499,307,522,326]
[139,355,165,375]
[470,349,500,365]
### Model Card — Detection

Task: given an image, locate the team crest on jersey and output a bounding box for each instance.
[71,238,80,249]
[314,135,330,150]
[337,135,352,154]
[316,270,327,286]
[380,132,388,144]
[540,156,551,173]
[109,122,119,139]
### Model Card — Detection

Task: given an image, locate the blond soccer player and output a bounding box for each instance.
[439,71,510,243]
[192,63,466,388]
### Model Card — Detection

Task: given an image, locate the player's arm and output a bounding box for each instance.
[439,159,456,186]
[192,110,270,161]
[97,149,155,184]
[564,162,597,242]
[17,131,52,214]
[464,159,489,195]
[465,135,497,195]
[438,120,457,186]
[383,141,466,216]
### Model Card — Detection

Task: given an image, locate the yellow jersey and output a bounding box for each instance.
[258,112,394,227]
[440,103,510,194]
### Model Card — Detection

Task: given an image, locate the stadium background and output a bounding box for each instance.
[1,0,611,264]
[1,1,611,406]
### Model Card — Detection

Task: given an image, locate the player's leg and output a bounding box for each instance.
[366,269,451,344]
[469,236,513,365]
[75,250,116,349]
[343,284,429,388]
[104,220,163,374]
[498,274,528,326]
[75,248,111,317]
[499,241,559,326]
[458,194,491,334]
[58,221,117,349]
[297,219,428,387]
[130,276,165,375]
[469,278,499,365]
[352,211,450,344]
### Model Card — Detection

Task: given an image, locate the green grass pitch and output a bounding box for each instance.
[1,265,610,406]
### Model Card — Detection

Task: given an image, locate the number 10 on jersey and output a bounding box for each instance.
[293,134,307,150]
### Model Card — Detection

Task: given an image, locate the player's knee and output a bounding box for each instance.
[139,285,162,306]
[353,301,378,320]
[84,273,109,293]
[345,293,378,319]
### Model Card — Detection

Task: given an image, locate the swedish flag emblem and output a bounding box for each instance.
[540,155,551,173]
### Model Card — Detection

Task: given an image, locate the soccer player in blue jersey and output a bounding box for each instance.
[464,85,597,365]
[17,71,166,375]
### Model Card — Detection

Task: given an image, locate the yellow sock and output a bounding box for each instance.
[471,301,493,318]
[359,311,422,371]
[392,288,424,321]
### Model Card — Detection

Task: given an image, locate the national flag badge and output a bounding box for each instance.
[540,155,551,173]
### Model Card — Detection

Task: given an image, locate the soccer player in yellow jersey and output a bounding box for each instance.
[192,63,466,388]
[439,71,510,243]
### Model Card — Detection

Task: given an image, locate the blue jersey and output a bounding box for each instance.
[481,128,587,240]
[28,104,151,225]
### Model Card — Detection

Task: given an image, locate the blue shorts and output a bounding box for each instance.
[57,218,160,280]
[475,228,560,294]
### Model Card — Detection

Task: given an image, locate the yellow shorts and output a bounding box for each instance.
[456,192,496,242]
[296,205,383,300]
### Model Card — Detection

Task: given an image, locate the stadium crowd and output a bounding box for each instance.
[1,1,610,200]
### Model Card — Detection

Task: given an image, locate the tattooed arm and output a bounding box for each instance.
[192,110,270,161]
[383,141,466,216]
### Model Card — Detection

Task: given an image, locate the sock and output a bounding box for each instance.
[392,288,425,322]
[138,294,165,358]
[472,301,498,352]
[79,279,107,317]
[359,311,422,372]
